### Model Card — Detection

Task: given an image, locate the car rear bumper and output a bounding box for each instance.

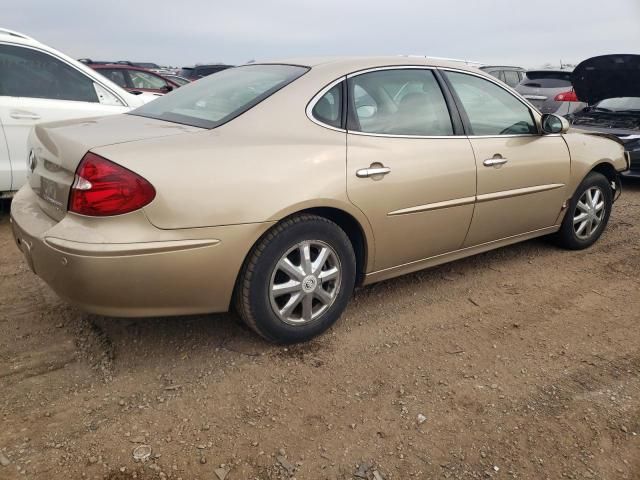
[10,185,272,317]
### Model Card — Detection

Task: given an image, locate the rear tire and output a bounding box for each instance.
[555,172,612,250]
[235,214,356,344]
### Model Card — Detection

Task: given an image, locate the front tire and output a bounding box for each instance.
[235,214,356,344]
[555,172,612,250]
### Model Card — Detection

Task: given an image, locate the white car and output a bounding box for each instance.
[0,28,156,196]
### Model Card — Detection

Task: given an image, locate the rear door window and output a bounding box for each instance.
[347,69,454,136]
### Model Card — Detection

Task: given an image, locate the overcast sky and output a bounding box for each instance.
[4,0,640,68]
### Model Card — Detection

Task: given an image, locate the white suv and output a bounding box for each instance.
[0,28,155,196]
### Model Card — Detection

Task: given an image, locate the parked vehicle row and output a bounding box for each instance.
[10,56,628,344]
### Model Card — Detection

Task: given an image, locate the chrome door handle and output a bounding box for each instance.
[483,157,508,168]
[356,166,391,178]
[10,110,41,120]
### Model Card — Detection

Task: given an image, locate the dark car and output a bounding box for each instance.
[567,54,640,178]
[479,66,525,88]
[516,69,586,115]
[180,63,233,80]
[89,64,181,94]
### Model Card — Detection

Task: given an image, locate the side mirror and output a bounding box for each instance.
[160,85,173,93]
[541,113,570,134]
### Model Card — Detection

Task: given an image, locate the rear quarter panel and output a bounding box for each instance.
[91,69,376,269]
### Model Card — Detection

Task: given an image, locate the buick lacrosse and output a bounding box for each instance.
[10,57,629,343]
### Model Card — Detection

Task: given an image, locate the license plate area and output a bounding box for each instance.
[40,177,65,210]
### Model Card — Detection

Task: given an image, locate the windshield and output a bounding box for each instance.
[131,64,308,128]
[594,97,640,111]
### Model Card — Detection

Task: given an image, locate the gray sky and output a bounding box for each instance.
[4,0,640,68]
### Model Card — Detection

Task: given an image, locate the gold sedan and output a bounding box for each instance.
[10,57,629,343]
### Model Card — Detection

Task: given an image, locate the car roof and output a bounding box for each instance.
[253,55,488,75]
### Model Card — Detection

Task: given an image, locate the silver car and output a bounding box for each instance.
[516,69,586,116]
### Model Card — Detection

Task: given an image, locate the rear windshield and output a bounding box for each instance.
[521,71,572,88]
[130,64,309,128]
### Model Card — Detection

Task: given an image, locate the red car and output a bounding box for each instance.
[89,64,181,94]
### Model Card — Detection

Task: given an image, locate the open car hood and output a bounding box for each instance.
[572,54,640,105]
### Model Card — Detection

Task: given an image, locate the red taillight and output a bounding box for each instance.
[68,152,155,216]
[554,90,579,102]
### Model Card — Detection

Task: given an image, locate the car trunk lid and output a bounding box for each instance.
[28,114,202,221]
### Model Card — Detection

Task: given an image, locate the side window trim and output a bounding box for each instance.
[345,67,457,138]
[307,67,464,137]
[431,69,465,136]
[306,76,347,132]
[438,67,542,137]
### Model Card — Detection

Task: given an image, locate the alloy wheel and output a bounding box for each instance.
[269,240,341,325]
[573,186,606,240]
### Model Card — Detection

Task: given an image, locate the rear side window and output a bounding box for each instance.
[131,64,308,128]
[0,44,98,102]
[521,71,572,88]
[445,71,537,136]
[311,83,343,128]
[347,69,454,136]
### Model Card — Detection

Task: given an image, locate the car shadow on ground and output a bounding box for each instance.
[77,232,555,374]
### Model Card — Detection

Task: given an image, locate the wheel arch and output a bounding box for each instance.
[298,206,370,286]
[590,161,619,189]
[235,202,374,293]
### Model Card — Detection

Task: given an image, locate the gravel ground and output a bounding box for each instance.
[0,181,639,480]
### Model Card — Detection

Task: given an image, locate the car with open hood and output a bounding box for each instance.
[567,54,640,178]
[10,56,629,344]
